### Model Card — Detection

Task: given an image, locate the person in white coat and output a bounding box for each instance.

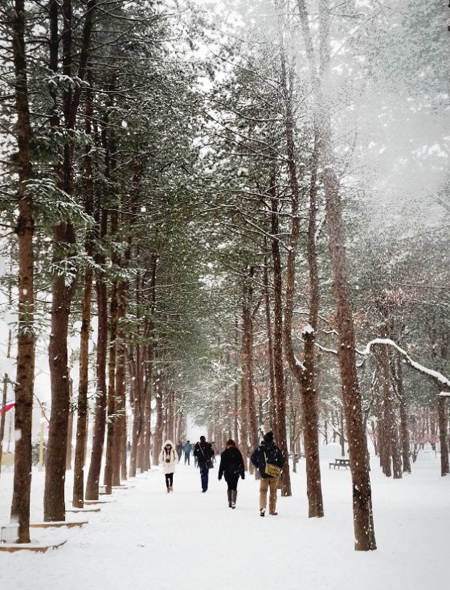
[159,440,177,492]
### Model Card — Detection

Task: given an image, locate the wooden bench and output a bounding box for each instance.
[329,458,350,469]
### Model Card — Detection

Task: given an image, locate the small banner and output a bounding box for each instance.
[0,401,15,415]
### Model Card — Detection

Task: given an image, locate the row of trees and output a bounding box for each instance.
[0,0,448,553]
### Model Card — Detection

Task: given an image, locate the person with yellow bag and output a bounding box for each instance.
[251,431,284,517]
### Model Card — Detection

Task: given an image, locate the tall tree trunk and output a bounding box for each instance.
[104,279,118,493]
[438,396,450,477]
[10,0,35,542]
[240,304,249,468]
[66,380,73,470]
[112,280,127,485]
[270,184,289,495]
[233,318,240,444]
[379,344,402,478]
[72,264,93,506]
[278,36,321,510]
[152,368,164,467]
[45,240,76,521]
[263,241,277,432]
[85,210,109,500]
[297,0,376,550]
[72,83,94,506]
[128,349,139,477]
[244,267,259,458]
[0,376,9,476]
[44,0,96,523]
[104,207,119,492]
[395,354,411,474]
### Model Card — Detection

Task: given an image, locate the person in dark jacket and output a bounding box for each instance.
[183,440,192,465]
[251,431,284,517]
[176,441,183,462]
[194,435,215,492]
[218,439,245,509]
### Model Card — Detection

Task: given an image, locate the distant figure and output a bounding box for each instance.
[194,435,215,492]
[183,440,192,465]
[159,440,177,493]
[218,439,245,509]
[176,441,183,462]
[211,441,218,464]
[251,431,284,516]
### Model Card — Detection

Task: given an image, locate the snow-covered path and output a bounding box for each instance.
[0,459,449,590]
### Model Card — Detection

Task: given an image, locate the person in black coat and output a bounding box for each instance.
[218,439,245,509]
[193,435,215,492]
[251,431,284,516]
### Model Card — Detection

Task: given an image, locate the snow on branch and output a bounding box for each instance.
[316,343,338,355]
[359,338,450,391]
[295,356,306,372]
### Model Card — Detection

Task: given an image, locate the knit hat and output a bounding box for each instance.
[264,431,274,443]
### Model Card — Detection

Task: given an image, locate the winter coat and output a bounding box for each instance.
[183,443,192,454]
[159,440,177,474]
[193,440,214,465]
[218,446,245,481]
[251,441,284,479]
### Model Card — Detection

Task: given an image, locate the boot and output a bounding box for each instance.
[227,490,232,507]
[231,490,237,509]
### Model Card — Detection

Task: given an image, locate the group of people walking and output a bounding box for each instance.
[158,431,284,516]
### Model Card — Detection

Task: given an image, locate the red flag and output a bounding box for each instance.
[0,401,15,415]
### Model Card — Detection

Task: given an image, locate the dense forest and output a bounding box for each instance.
[0,0,448,553]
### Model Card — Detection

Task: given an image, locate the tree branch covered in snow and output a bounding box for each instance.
[358,338,450,392]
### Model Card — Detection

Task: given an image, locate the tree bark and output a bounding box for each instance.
[438,396,450,476]
[85,210,109,500]
[104,209,119,493]
[263,239,276,431]
[378,345,402,478]
[44,0,96,523]
[270,183,290,494]
[112,279,127,485]
[244,267,259,458]
[72,81,95,506]
[297,0,376,549]
[395,354,412,474]
[240,301,249,468]
[9,0,35,543]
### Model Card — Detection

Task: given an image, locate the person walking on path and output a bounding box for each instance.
[194,435,215,492]
[176,441,183,462]
[159,440,177,493]
[251,431,284,516]
[183,440,192,465]
[218,439,245,509]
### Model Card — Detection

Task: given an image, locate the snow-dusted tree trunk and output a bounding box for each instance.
[438,396,449,477]
[378,345,402,478]
[45,0,96,521]
[104,280,118,492]
[263,242,276,430]
[395,354,412,474]
[72,76,95,507]
[112,280,127,485]
[243,266,259,459]
[9,0,35,543]
[270,188,290,495]
[240,293,249,467]
[297,0,376,550]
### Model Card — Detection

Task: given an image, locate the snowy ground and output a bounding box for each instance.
[0,457,449,590]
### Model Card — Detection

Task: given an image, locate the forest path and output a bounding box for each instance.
[0,459,449,590]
